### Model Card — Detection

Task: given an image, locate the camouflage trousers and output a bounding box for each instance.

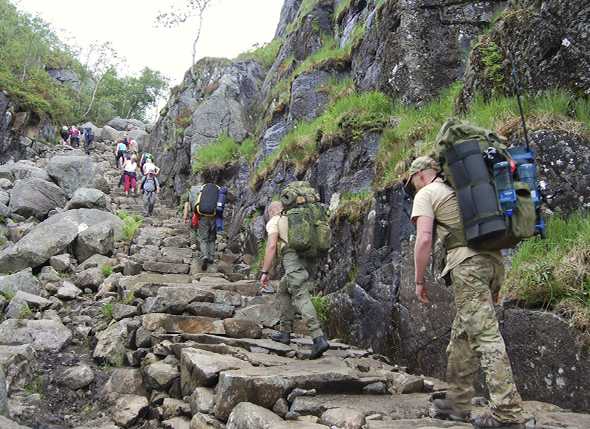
[198,216,217,262]
[447,254,525,423]
[277,250,324,339]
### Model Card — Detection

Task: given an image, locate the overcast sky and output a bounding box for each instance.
[15,0,283,85]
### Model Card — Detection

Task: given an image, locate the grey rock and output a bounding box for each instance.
[0,268,41,296]
[320,407,366,429]
[163,417,191,429]
[0,190,9,206]
[0,178,12,190]
[0,367,7,416]
[59,363,95,390]
[74,221,115,262]
[226,402,283,429]
[46,155,106,197]
[180,348,251,395]
[6,220,37,243]
[234,303,280,328]
[39,266,61,284]
[222,318,262,339]
[47,67,81,91]
[0,209,123,273]
[112,394,149,428]
[112,303,137,321]
[142,314,225,336]
[5,291,52,319]
[190,413,225,429]
[78,253,112,271]
[272,397,289,418]
[56,281,82,300]
[143,261,190,274]
[189,387,215,415]
[73,267,104,290]
[0,416,31,429]
[135,326,152,348]
[289,70,333,122]
[65,187,109,210]
[93,319,129,366]
[0,344,37,393]
[10,161,50,181]
[162,398,191,419]
[101,125,125,142]
[144,359,180,391]
[0,319,71,351]
[9,178,67,220]
[49,253,75,272]
[128,128,149,150]
[102,368,147,399]
[186,302,234,319]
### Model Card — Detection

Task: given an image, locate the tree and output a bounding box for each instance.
[81,41,120,119]
[155,0,214,81]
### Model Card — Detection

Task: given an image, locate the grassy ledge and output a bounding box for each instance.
[236,38,284,69]
[332,191,374,224]
[192,135,257,174]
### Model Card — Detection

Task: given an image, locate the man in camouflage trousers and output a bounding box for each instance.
[260,201,329,359]
[406,156,529,428]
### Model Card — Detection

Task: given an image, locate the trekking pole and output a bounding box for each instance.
[507,50,531,151]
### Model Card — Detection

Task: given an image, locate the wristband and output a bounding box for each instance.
[261,271,268,275]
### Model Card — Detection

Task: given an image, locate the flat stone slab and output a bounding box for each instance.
[142,314,225,335]
[366,419,470,429]
[290,393,431,420]
[234,303,280,328]
[197,279,258,296]
[0,319,72,351]
[214,358,388,420]
[143,261,190,274]
[180,347,251,395]
[119,273,192,291]
[182,334,293,355]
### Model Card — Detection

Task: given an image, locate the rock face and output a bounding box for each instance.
[8,178,67,219]
[0,208,123,273]
[73,221,115,262]
[46,155,107,197]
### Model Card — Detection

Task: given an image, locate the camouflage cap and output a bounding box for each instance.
[404,156,440,186]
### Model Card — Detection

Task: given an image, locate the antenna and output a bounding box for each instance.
[507,50,531,151]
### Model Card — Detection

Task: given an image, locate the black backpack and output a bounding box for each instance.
[195,184,219,217]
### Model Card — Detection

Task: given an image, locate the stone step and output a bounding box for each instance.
[143,261,190,274]
[142,313,225,336]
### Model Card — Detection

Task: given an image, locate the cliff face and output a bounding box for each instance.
[151,0,590,410]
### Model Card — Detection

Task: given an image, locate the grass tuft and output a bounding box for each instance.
[311,294,330,324]
[117,210,143,243]
[101,264,113,278]
[193,135,258,174]
[332,191,374,224]
[101,302,114,320]
[237,38,283,69]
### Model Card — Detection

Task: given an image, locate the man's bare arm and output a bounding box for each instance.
[414,215,434,304]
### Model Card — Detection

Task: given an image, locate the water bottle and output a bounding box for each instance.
[518,163,540,206]
[493,161,517,216]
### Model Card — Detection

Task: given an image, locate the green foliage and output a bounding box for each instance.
[478,37,505,89]
[24,375,44,397]
[101,264,113,278]
[0,0,167,124]
[575,97,590,128]
[238,137,258,164]
[504,214,590,332]
[1,290,15,301]
[335,0,353,23]
[251,239,267,275]
[117,210,143,242]
[254,90,393,187]
[311,294,330,324]
[18,303,33,319]
[332,191,373,224]
[237,38,283,69]
[285,0,320,35]
[101,302,114,320]
[123,291,135,305]
[193,135,258,173]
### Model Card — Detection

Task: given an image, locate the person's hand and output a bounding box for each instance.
[415,282,429,304]
[260,273,269,287]
[184,217,189,224]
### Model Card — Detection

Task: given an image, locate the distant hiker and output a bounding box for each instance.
[261,182,331,360]
[60,126,69,145]
[122,153,138,196]
[127,137,138,155]
[83,127,94,155]
[183,184,202,247]
[142,156,160,176]
[141,171,160,216]
[69,126,81,148]
[115,140,127,168]
[406,156,528,428]
[182,178,227,271]
[140,152,153,172]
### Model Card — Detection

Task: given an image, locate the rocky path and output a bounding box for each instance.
[1,143,590,429]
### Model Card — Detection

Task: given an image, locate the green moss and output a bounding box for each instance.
[335,0,353,23]
[285,0,321,35]
[251,239,267,275]
[238,137,258,164]
[504,214,590,332]
[332,191,374,224]
[193,134,257,173]
[476,36,505,91]
[237,38,283,69]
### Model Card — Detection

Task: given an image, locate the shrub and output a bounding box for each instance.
[238,137,258,164]
[311,295,330,324]
[101,302,114,320]
[117,210,143,242]
[101,264,113,278]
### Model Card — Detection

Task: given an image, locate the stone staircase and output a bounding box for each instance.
[77,144,590,428]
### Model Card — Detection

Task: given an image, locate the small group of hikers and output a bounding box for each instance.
[60,125,94,155]
[180,118,539,428]
[114,134,161,216]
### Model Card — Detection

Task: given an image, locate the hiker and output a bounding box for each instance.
[140,152,152,172]
[183,184,202,248]
[122,153,139,196]
[140,170,159,216]
[115,139,127,168]
[83,127,94,155]
[127,137,138,155]
[142,155,160,176]
[261,182,331,360]
[60,126,69,145]
[182,179,227,271]
[69,126,81,148]
[406,156,528,428]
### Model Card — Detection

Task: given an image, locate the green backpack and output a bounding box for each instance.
[280,181,331,258]
[433,119,536,251]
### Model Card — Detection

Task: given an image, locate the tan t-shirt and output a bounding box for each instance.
[411,178,501,276]
[266,215,288,254]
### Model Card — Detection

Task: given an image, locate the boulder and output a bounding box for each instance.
[107,117,131,131]
[222,318,262,339]
[186,302,234,319]
[38,266,61,284]
[144,359,180,391]
[0,268,41,296]
[128,128,149,150]
[180,348,251,395]
[59,363,95,390]
[94,319,131,366]
[73,267,104,290]
[142,286,215,314]
[0,178,11,190]
[0,319,72,351]
[163,417,190,429]
[65,187,109,210]
[101,125,125,142]
[46,155,106,197]
[102,368,147,399]
[0,367,7,417]
[49,253,75,272]
[189,387,215,415]
[234,304,280,328]
[0,190,9,206]
[9,178,67,220]
[0,416,31,429]
[320,407,366,429]
[226,402,282,429]
[0,166,14,181]
[73,221,115,262]
[162,398,191,419]
[56,281,82,300]
[112,304,137,321]
[112,394,149,428]
[190,413,225,429]
[10,161,50,181]
[6,220,37,243]
[0,344,37,393]
[0,209,123,273]
[142,314,225,336]
[4,291,52,319]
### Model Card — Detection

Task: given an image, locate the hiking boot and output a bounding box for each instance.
[309,335,329,359]
[271,331,291,345]
[431,399,470,422]
[200,259,208,271]
[471,411,528,428]
[260,284,275,294]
